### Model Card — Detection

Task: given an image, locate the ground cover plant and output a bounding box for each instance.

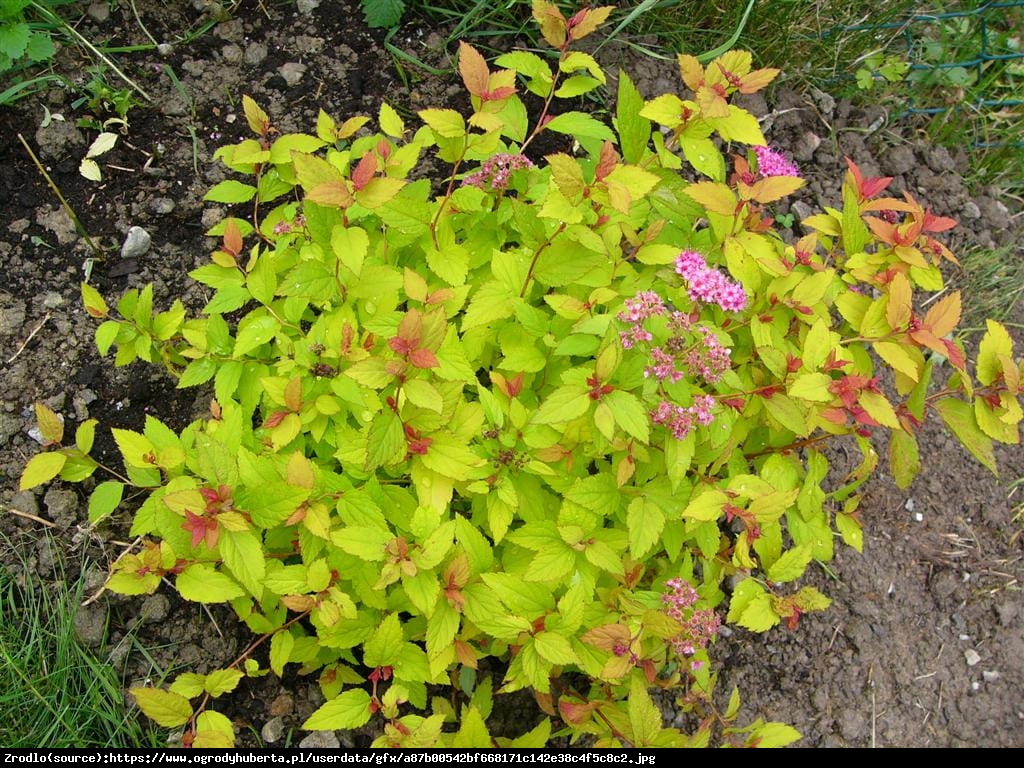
[10,0,1024,750]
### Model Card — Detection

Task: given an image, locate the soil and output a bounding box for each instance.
[1,0,1022,749]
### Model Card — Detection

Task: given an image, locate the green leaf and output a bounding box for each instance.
[453,706,492,748]
[418,432,485,481]
[364,613,404,666]
[788,372,833,402]
[111,428,156,468]
[233,314,279,356]
[765,543,812,583]
[615,70,649,165]
[363,0,405,28]
[543,111,615,142]
[749,721,802,748]
[682,487,727,522]
[269,630,294,677]
[204,669,244,698]
[533,385,590,425]
[176,564,246,603]
[627,497,664,559]
[235,483,309,529]
[218,529,266,598]
[330,525,391,561]
[603,390,649,443]
[533,631,578,666]
[130,688,192,728]
[935,398,998,474]
[88,481,123,524]
[365,410,407,470]
[19,451,66,491]
[204,180,257,203]
[628,675,663,747]
[0,20,29,60]
[302,689,373,730]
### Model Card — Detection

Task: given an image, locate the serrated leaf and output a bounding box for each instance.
[176,564,246,603]
[233,314,279,356]
[627,497,664,559]
[19,452,67,491]
[130,688,192,728]
[218,529,266,598]
[242,95,269,135]
[204,668,244,698]
[533,632,578,666]
[303,689,373,730]
[204,180,257,204]
[765,543,813,583]
[628,675,663,747]
[788,372,833,402]
[543,111,615,141]
[270,630,294,677]
[682,487,727,522]
[603,390,649,443]
[88,481,123,524]
[935,398,997,474]
[533,386,590,424]
[111,428,155,468]
[749,721,802,748]
[363,0,404,28]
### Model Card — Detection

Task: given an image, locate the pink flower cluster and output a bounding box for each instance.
[662,577,722,670]
[753,145,801,178]
[644,326,731,384]
[674,251,747,312]
[616,291,665,349]
[460,153,535,191]
[650,395,715,440]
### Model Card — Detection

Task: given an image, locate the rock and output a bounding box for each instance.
[157,43,175,57]
[269,693,294,717]
[74,602,108,648]
[261,717,285,744]
[982,670,1000,682]
[10,490,40,518]
[884,145,916,176]
[0,298,27,336]
[221,43,244,64]
[41,291,64,309]
[244,42,268,66]
[151,197,175,215]
[297,0,321,12]
[86,1,110,22]
[139,594,170,623]
[43,486,78,528]
[279,62,307,87]
[36,205,78,245]
[961,200,981,219]
[121,226,152,259]
[298,731,340,748]
[791,200,814,222]
[34,118,85,162]
[925,145,957,173]
[792,131,821,162]
[964,648,981,667]
[995,599,1018,626]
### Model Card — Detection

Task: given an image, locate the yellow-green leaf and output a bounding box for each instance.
[303,689,373,731]
[130,688,193,728]
[20,451,67,491]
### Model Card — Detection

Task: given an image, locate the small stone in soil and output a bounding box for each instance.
[121,226,152,259]
[965,648,982,666]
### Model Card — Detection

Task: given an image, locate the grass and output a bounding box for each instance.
[0,532,161,748]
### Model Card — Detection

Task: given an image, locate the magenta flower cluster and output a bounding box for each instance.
[674,251,747,312]
[650,395,715,441]
[643,326,731,384]
[460,152,535,191]
[753,144,801,178]
[616,291,665,349]
[662,577,722,671]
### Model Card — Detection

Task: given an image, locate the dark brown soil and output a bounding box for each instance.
[1,0,1022,748]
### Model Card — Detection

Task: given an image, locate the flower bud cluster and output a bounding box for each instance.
[650,395,715,441]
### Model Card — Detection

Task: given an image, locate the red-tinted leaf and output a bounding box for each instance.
[351,151,377,192]
[409,348,439,369]
[223,218,243,256]
[595,141,618,181]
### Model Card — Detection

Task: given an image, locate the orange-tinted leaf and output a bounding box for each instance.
[567,6,614,42]
[746,175,805,203]
[458,42,490,98]
[223,217,243,256]
[738,67,780,93]
[685,181,737,216]
[924,291,961,338]
[581,623,631,652]
[677,54,704,92]
[885,272,912,330]
[532,0,567,49]
[409,348,439,369]
[307,180,354,208]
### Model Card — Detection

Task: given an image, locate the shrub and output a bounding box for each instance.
[20,1,1022,749]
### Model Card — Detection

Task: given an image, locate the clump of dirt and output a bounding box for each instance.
[1,0,1021,748]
